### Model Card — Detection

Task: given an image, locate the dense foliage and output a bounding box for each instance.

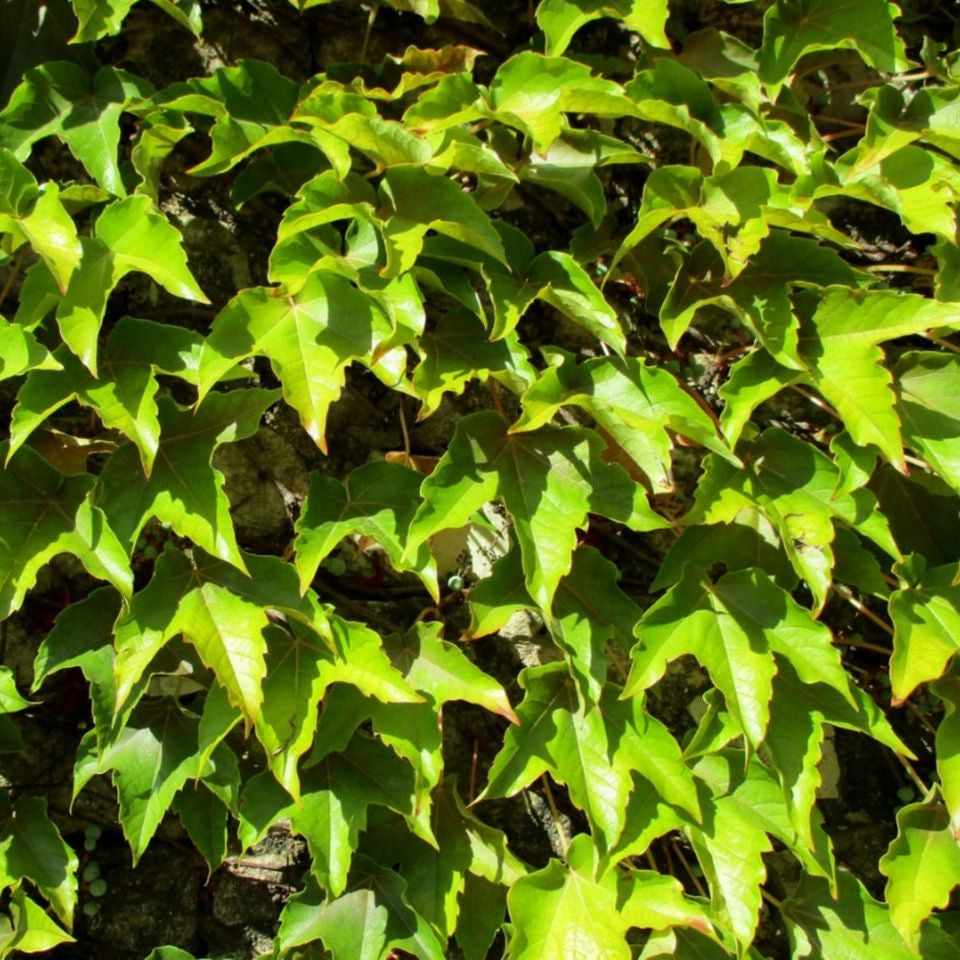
[2,0,960,957]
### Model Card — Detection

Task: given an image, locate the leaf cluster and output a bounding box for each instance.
[1,0,960,958]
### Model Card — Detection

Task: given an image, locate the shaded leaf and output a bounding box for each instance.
[32,586,122,745]
[0,795,78,926]
[0,442,131,619]
[10,317,206,475]
[894,351,960,491]
[0,61,152,194]
[73,699,200,863]
[627,565,850,747]
[96,389,279,571]
[758,0,910,84]
[799,288,960,470]
[407,412,667,613]
[513,349,732,493]
[783,871,920,960]
[294,460,438,599]
[412,308,536,420]
[536,0,668,56]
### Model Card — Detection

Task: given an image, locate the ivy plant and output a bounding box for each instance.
[1,0,960,957]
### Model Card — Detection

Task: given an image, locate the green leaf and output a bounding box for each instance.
[889,561,960,702]
[173,782,228,875]
[321,614,424,707]
[828,145,960,240]
[894,351,960,491]
[0,442,131,619]
[488,52,634,154]
[627,565,848,747]
[255,613,422,801]
[155,60,314,177]
[0,667,30,715]
[932,671,960,836]
[144,948,209,960]
[70,0,137,40]
[688,428,899,611]
[32,587,122,745]
[412,308,537,420]
[0,888,74,957]
[196,274,389,452]
[758,0,911,85]
[782,871,921,960]
[765,656,910,850]
[799,288,960,470]
[96,388,279,571]
[0,316,61,384]
[111,545,337,730]
[276,859,446,960]
[691,750,834,949]
[275,876,390,960]
[617,869,712,935]
[407,412,667,613]
[73,699,201,863]
[536,0,669,56]
[10,317,206,475]
[294,460,439,600]
[481,666,696,848]
[513,350,732,493]
[0,149,82,291]
[0,795,78,926]
[661,232,865,354]
[379,165,507,276]
[0,62,153,194]
[52,195,208,373]
[131,109,194,199]
[147,0,203,33]
[254,619,340,799]
[295,102,433,169]
[385,621,517,723]
[718,350,801,447]
[505,834,628,960]
[550,546,643,704]
[880,799,960,948]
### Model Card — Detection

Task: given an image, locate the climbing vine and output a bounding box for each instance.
[1,0,960,957]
